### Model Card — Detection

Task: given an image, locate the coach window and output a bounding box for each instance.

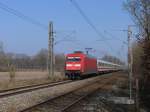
[103,63,104,66]
[98,62,101,66]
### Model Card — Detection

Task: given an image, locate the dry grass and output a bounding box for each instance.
[48,72,67,81]
[0,71,66,91]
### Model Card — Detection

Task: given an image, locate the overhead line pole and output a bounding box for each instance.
[128,25,133,100]
[48,21,54,78]
[110,26,135,103]
[51,22,54,77]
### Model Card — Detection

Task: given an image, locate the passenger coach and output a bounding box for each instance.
[97,59,122,73]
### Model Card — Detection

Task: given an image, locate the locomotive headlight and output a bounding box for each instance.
[74,64,81,67]
[66,64,72,67]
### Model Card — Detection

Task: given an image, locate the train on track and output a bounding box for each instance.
[65,51,123,80]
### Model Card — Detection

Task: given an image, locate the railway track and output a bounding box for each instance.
[0,72,122,112]
[62,81,115,112]
[0,80,72,98]
[61,80,113,112]
[61,86,102,112]
[22,75,117,112]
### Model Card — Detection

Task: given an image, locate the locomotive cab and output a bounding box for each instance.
[66,57,82,71]
[65,51,97,80]
[65,53,83,79]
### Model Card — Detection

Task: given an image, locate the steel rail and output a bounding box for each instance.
[0,80,72,98]
[21,77,112,112]
[20,77,109,112]
[20,74,117,112]
[0,80,69,93]
[61,80,113,112]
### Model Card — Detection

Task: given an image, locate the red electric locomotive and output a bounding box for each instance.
[65,51,97,79]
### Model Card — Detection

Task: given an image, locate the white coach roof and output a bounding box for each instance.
[97,58,122,67]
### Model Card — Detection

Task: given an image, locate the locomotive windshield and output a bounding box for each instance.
[67,57,81,62]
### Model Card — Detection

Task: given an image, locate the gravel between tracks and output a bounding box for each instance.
[63,73,133,112]
[23,77,112,112]
[0,74,110,112]
[22,73,120,112]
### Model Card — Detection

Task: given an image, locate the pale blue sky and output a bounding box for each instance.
[0,0,133,62]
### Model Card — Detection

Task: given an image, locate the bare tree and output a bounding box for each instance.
[132,41,144,78]
[0,41,4,53]
[124,0,150,108]
[55,54,65,72]
[0,42,9,71]
[34,48,48,71]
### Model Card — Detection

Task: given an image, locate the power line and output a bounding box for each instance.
[70,0,107,40]
[104,30,128,44]
[69,0,117,53]
[0,1,47,30]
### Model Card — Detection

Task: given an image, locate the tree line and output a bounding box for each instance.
[0,47,65,72]
[0,43,124,72]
